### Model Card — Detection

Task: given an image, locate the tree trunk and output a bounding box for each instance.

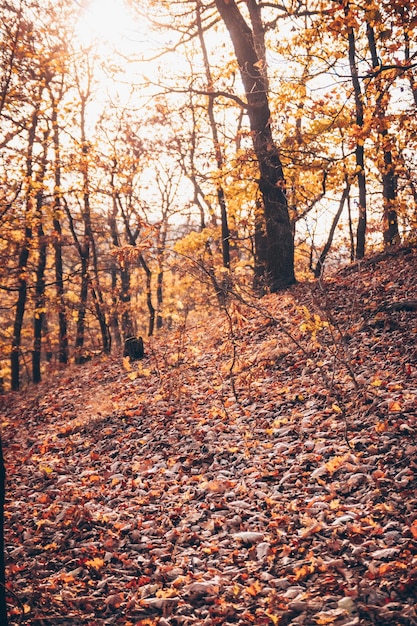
[50,91,69,365]
[156,269,163,330]
[253,200,268,291]
[91,285,111,354]
[32,225,47,383]
[74,103,92,364]
[32,130,49,384]
[74,253,89,364]
[346,3,367,259]
[64,194,90,365]
[139,254,155,337]
[11,96,41,390]
[110,263,122,347]
[90,229,111,354]
[366,23,400,247]
[314,180,351,277]
[109,170,135,340]
[11,222,30,391]
[120,266,134,339]
[215,0,295,291]
[196,0,231,269]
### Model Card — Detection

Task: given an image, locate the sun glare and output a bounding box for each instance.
[76,0,134,50]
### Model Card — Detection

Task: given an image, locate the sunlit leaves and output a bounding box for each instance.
[299,306,329,342]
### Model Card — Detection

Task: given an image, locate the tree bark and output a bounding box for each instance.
[196,0,231,269]
[11,94,41,390]
[32,130,49,384]
[108,167,134,340]
[346,3,367,259]
[139,254,155,337]
[90,231,111,354]
[74,102,92,364]
[50,87,69,365]
[366,22,400,247]
[215,0,295,291]
[314,180,351,277]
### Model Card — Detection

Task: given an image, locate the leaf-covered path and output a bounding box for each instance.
[2,246,417,625]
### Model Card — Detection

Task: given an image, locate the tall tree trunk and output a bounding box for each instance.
[107,183,122,345]
[215,0,295,291]
[74,253,89,364]
[155,222,168,330]
[11,219,31,391]
[90,286,111,353]
[50,89,69,365]
[63,194,90,365]
[109,168,134,340]
[32,222,47,383]
[74,102,92,364]
[366,23,400,246]
[139,254,155,337]
[346,3,367,259]
[32,130,49,384]
[110,266,122,347]
[196,0,230,268]
[11,96,41,390]
[156,269,163,330]
[90,230,111,354]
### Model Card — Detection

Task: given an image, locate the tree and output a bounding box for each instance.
[214,0,295,291]
[365,21,400,246]
[100,113,156,339]
[344,2,367,259]
[10,90,42,390]
[195,0,231,269]
[49,75,69,365]
[65,51,112,362]
[32,126,50,384]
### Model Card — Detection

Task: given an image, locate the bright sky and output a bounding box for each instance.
[76,0,136,51]
[73,0,168,116]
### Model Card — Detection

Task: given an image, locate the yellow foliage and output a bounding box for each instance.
[174,228,215,256]
[299,306,329,341]
[85,557,105,570]
[325,454,349,475]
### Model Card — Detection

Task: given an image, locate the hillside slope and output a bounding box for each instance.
[1,244,417,626]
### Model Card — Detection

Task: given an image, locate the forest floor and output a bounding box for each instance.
[2,244,417,626]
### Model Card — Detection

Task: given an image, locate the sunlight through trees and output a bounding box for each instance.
[0,0,416,389]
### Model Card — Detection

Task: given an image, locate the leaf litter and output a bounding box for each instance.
[1,244,417,625]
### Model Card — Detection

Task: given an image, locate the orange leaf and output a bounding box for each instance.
[85,557,105,570]
[389,400,402,412]
[294,563,315,580]
[325,454,348,475]
[371,377,383,387]
[246,580,262,596]
[265,612,281,625]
